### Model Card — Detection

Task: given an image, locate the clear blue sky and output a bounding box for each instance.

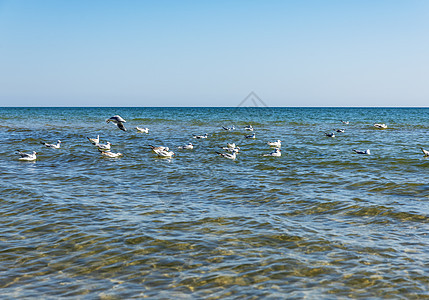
[0,0,428,107]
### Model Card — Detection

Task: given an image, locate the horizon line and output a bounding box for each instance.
[1,106,428,109]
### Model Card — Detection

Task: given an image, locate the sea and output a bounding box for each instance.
[0,107,428,299]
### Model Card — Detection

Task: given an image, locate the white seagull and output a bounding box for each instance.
[245,133,256,139]
[99,150,122,158]
[154,148,175,158]
[178,143,194,150]
[263,148,281,157]
[96,142,111,151]
[244,125,254,131]
[222,125,235,131]
[421,148,429,157]
[136,126,149,133]
[353,149,371,155]
[216,151,237,160]
[16,150,37,161]
[267,140,281,148]
[40,140,61,149]
[149,145,169,152]
[87,135,99,145]
[193,133,208,139]
[341,120,350,125]
[106,115,127,131]
[374,123,387,129]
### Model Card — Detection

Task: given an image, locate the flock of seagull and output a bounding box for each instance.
[15,115,429,161]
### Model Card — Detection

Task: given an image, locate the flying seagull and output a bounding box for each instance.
[106,115,127,131]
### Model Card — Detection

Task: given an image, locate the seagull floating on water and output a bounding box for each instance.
[215,151,237,160]
[106,115,127,131]
[245,133,256,139]
[421,148,429,157]
[353,149,371,155]
[263,148,281,157]
[154,148,175,158]
[222,125,235,131]
[178,143,194,150]
[374,123,387,129]
[40,140,61,149]
[136,126,149,133]
[267,140,281,148]
[96,142,111,151]
[16,150,37,161]
[341,120,349,124]
[99,150,122,158]
[193,133,208,139]
[244,125,254,131]
[87,135,99,145]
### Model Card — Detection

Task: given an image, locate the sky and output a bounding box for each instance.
[0,0,428,107]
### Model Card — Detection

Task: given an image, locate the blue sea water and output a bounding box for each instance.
[0,107,428,298]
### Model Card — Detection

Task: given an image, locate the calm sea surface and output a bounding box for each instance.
[0,107,428,298]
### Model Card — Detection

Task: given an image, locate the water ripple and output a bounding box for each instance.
[1,108,429,298]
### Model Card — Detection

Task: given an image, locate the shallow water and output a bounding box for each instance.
[1,107,428,298]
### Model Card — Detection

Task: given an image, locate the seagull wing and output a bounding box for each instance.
[16,150,29,158]
[117,122,127,131]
